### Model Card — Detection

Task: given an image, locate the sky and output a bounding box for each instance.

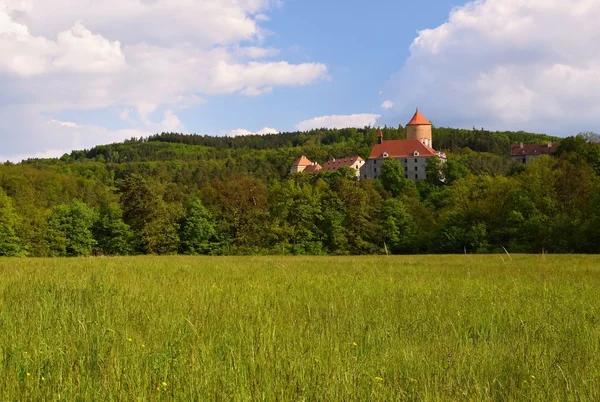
[1,0,600,161]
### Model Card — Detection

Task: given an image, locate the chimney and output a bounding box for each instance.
[377,129,383,145]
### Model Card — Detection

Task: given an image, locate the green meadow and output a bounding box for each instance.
[0,255,599,401]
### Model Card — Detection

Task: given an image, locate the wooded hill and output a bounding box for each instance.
[1,127,598,257]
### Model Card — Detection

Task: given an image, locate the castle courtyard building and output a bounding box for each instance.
[290,156,322,174]
[511,142,559,164]
[323,156,365,178]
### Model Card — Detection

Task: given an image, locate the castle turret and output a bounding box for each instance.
[377,129,383,145]
[406,109,433,148]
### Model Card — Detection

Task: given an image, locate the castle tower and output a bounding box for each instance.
[406,109,433,148]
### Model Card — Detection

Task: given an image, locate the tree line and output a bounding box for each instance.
[1,132,598,257]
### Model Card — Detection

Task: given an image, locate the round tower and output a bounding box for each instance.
[406,109,433,148]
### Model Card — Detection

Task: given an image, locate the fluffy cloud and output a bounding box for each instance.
[53,22,126,74]
[209,61,328,95]
[0,12,125,77]
[229,127,279,136]
[296,114,380,131]
[0,106,152,162]
[385,0,600,135]
[381,100,394,110]
[0,0,328,159]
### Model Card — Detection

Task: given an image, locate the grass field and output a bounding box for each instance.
[0,255,599,401]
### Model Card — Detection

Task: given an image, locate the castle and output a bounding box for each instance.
[291,109,446,181]
[361,109,446,180]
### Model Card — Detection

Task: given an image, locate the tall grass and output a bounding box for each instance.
[0,255,599,400]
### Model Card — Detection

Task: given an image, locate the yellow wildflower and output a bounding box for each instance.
[26,372,31,377]
[128,338,132,342]
[41,377,45,382]
[374,377,384,382]
[162,382,168,387]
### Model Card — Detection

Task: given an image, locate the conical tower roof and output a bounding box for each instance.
[407,109,431,126]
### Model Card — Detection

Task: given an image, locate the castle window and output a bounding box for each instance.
[415,166,418,171]
[415,174,418,179]
[383,152,389,158]
[413,151,419,157]
[374,167,377,173]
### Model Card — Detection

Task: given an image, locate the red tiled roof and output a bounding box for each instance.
[293,155,313,167]
[406,109,431,126]
[303,163,322,173]
[369,139,437,159]
[511,142,559,156]
[323,156,364,171]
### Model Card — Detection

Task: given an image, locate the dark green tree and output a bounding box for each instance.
[380,158,410,197]
[0,189,26,256]
[180,199,217,255]
[443,158,470,185]
[380,198,416,254]
[118,174,181,254]
[46,200,97,257]
[93,204,134,256]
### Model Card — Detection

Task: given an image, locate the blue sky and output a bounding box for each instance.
[1,0,599,161]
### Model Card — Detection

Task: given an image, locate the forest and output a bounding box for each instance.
[1,126,599,257]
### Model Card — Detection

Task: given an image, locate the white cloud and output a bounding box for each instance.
[257,127,279,135]
[235,46,279,59]
[119,108,132,121]
[209,61,327,95]
[385,0,600,135]
[381,100,394,110]
[53,22,126,74]
[229,127,279,136]
[255,14,270,22]
[296,114,380,131]
[0,106,151,162]
[160,110,184,132]
[0,0,328,159]
[50,120,81,128]
[0,8,57,76]
[0,11,124,76]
